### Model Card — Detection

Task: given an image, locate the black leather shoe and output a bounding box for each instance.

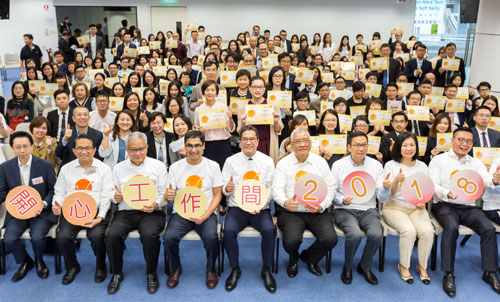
[482,271,500,294]
[62,264,81,285]
[107,273,124,295]
[95,268,107,283]
[35,258,49,279]
[261,267,276,293]
[147,273,159,294]
[300,253,322,276]
[287,262,298,278]
[11,256,34,282]
[225,267,241,292]
[341,267,352,284]
[357,264,378,285]
[442,272,456,297]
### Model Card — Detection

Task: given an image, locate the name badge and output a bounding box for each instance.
[32,177,44,185]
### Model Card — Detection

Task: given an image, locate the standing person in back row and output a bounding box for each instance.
[20,34,43,73]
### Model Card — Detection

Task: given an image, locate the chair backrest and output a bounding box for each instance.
[1,144,14,161]
[0,202,6,229]
[15,122,31,134]
[5,53,20,65]
[42,107,56,118]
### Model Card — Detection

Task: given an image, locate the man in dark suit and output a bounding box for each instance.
[146,112,174,167]
[279,30,292,53]
[377,44,400,89]
[116,31,136,61]
[0,132,57,282]
[245,36,259,59]
[58,31,75,64]
[56,106,103,168]
[405,44,433,88]
[379,112,408,163]
[84,24,106,59]
[434,42,466,87]
[469,106,500,156]
[48,90,75,142]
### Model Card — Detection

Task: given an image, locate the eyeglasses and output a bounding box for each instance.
[241,137,258,142]
[74,146,94,152]
[351,143,368,149]
[355,124,368,129]
[456,138,473,145]
[251,86,265,90]
[128,147,146,153]
[185,143,203,149]
[292,139,311,145]
[96,99,108,103]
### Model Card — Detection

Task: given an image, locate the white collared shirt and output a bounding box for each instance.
[89,110,116,133]
[57,108,70,142]
[222,151,274,209]
[18,155,32,186]
[482,157,500,210]
[54,158,113,218]
[112,157,168,210]
[273,152,336,212]
[90,35,97,59]
[331,155,390,211]
[429,149,496,205]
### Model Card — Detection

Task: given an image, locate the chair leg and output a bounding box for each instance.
[431,235,438,271]
[54,242,60,274]
[164,245,168,275]
[379,236,386,273]
[275,238,280,274]
[217,242,221,277]
[326,250,332,274]
[0,239,5,275]
[460,235,471,247]
[220,233,224,274]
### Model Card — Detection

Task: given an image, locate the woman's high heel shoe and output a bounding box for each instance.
[416,265,431,285]
[398,264,414,284]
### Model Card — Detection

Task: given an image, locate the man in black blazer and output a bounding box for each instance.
[146,112,174,167]
[56,106,103,168]
[434,42,466,87]
[0,132,57,282]
[58,31,76,64]
[278,53,299,96]
[48,90,75,142]
[279,30,292,53]
[84,24,106,59]
[405,44,433,88]
[377,44,400,88]
[469,106,500,156]
[116,31,136,61]
[379,112,409,163]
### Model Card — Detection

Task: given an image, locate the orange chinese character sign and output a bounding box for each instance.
[122,175,157,209]
[62,192,97,226]
[174,187,208,219]
[6,186,43,220]
[235,180,267,212]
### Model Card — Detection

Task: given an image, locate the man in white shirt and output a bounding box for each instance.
[183,29,205,58]
[164,131,222,289]
[273,128,337,278]
[105,132,168,295]
[332,132,391,285]
[84,24,105,60]
[221,126,276,293]
[89,90,116,132]
[256,43,269,71]
[52,134,113,285]
[429,127,500,296]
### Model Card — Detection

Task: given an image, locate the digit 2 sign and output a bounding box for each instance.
[294,174,327,206]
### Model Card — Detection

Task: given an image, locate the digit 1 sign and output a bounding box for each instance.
[450,169,484,203]
[401,173,434,205]
[294,174,327,206]
[342,171,376,204]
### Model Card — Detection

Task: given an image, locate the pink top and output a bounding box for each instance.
[194,101,235,141]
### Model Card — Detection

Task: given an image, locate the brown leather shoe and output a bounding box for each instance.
[167,267,182,288]
[206,271,218,289]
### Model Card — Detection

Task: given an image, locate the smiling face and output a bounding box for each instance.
[240,129,259,158]
[400,137,416,161]
[12,137,33,163]
[126,136,148,165]
[117,112,133,132]
[185,137,204,162]
[150,114,165,135]
[72,107,90,128]
[291,130,311,158]
[322,112,337,132]
[32,122,48,140]
[174,118,189,137]
[451,130,473,157]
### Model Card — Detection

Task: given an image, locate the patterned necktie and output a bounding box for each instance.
[155,137,164,162]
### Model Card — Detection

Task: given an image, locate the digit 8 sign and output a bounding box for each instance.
[450,169,484,203]
[342,171,376,204]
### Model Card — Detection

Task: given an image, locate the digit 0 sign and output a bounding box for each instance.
[294,174,327,206]
[342,171,376,203]
[450,169,484,202]
[401,173,434,205]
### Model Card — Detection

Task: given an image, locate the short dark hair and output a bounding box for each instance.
[74,134,95,148]
[250,76,265,86]
[95,90,109,99]
[392,111,408,122]
[149,111,166,125]
[316,82,329,91]
[420,78,432,86]
[453,127,472,137]
[294,90,310,103]
[386,82,398,91]
[10,131,33,147]
[477,81,491,90]
[446,42,456,49]
[391,132,419,162]
[352,81,366,92]
[201,80,219,95]
[347,131,368,145]
[278,52,291,63]
[240,125,259,139]
[475,105,492,115]
[380,43,391,50]
[54,89,69,99]
[407,91,422,100]
[415,44,427,51]
[185,130,205,144]
[365,71,378,80]
[23,34,33,40]
[89,24,97,28]
[236,69,251,80]
[203,60,218,70]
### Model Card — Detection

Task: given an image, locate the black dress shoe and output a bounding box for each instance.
[95,268,107,283]
[147,273,159,294]
[442,272,456,297]
[107,273,124,295]
[357,264,378,285]
[62,264,81,285]
[482,271,500,294]
[341,267,352,284]
[261,267,276,293]
[287,262,298,278]
[300,253,322,276]
[35,258,49,279]
[11,256,34,282]
[225,267,241,292]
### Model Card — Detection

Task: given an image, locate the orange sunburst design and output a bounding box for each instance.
[186,175,203,188]
[438,138,446,145]
[409,109,415,115]
[247,110,256,117]
[295,170,308,182]
[75,179,93,190]
[449,170,459,180]
[490,121,496,127]
[201,116,209,123]
[475,152,483,159]
[243,171,259,181]
[370,114,376,120]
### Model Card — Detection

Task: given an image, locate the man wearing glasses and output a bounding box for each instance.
[89,91,116,133]
[379,112,408,163]
[331,131,391,285]
[163,131,222,289]
[429,127,500,296]
[52,134,113,285]
[470,106,500,157]
[106,132,168,294]
[272,128,337,278]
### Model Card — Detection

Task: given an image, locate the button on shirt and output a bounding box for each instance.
[332,155,390,211]
[272,152,336,212]
[112,157,168,210]
[53,158,113,218]
[222,151,275,209]
[429,149,496,206]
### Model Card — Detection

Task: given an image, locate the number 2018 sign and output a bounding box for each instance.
[342,171,376,204]
[450,169,484,203]
[294,174,327,206]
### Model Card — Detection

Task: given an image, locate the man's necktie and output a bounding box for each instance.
[482,132,489,148]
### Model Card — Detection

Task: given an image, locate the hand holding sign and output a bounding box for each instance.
[52,201,61,216]
[122,175,157,209]
[450,169,484,202]
[342,171,376,204]
[294,174,327,207]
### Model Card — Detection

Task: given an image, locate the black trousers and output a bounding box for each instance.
[432,202,498,272]
[276,206,338,264]
[105,210,166,274]
[56,211,110,271]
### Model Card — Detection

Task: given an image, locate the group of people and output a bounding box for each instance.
[1,22,499,297]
